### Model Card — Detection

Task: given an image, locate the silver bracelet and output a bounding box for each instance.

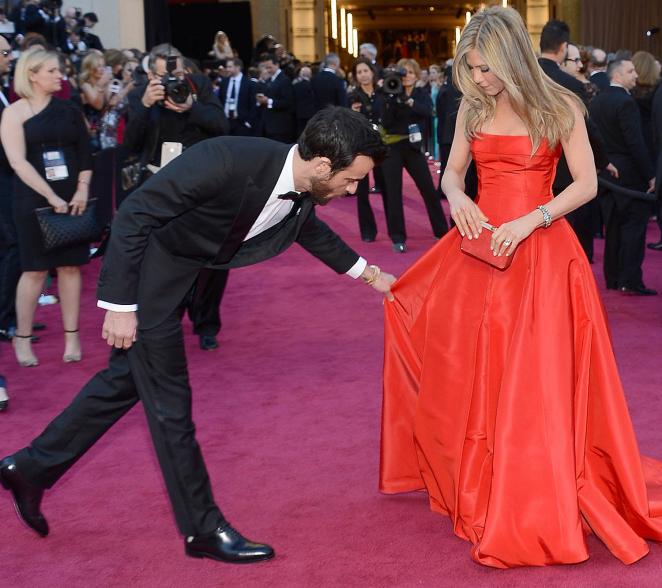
[536,205,552,228]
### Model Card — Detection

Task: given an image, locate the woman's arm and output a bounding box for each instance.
[0,106,68,212]
[81,80,109,111]
[491,98,598,257]
[441,99,488,238]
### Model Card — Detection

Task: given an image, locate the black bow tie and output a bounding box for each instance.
[277,191,305,202]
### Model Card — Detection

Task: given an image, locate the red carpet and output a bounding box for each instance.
[2,170,662,587]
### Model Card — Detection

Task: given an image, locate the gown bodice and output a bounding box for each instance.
[471,134,561,225]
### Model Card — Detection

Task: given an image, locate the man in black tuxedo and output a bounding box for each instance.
[538,23,612,263]
[256,54,295,143]
[0,107,393,564]
[80,12,103,51]
[0,35,19,347]
[588,48,609,92]
[293,65,315,136]
[124,45,230,351]
[648,82,662,250]
[311,53,348,112]
[218,57,257,136]
[589,58,657,295]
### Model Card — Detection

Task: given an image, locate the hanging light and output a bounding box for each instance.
[465,11,472,25]
[502,0,508,6]
[353,28,358,57]
[347,12,353,53]
[331,0,337,40]
[455,26,461,48]
[340,7,346,48]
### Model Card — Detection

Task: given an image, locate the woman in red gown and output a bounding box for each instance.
[380,6,662,568]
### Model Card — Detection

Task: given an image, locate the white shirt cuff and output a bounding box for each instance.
[267,98,274,109]
[346,257,367,279]
[97,301,138,312]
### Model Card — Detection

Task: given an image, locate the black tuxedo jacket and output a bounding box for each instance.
[538,58,588,104]
[589,86,654,189]
[311,70,348,111]
[652,83,662,195]
[260,72,295,138]
[293,78,316,121]
[97,137,360,329]
[218,75,258,128]
[590,71,609,92]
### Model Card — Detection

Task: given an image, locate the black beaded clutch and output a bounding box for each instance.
[35,198,101,252]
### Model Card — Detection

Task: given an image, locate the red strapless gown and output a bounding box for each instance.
[380,134,662,568]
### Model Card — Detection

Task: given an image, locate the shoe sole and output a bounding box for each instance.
[185,546,275,564]
[0,470,48,537]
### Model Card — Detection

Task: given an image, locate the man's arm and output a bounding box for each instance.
[295,209,395,299]
[187,75,230,136]
[618,99,655,182]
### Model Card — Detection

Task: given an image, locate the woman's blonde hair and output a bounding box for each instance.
[453,6,584,154]
[14,47,60,99]
[397,58,421,79]
[632,51,661,87]
[79,51,105,84]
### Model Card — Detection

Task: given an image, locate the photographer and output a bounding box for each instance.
[379,58,448,252]
[348,57,386,242]
[123,44,230,351]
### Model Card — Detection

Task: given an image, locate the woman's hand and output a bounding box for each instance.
[491,214,538,257]
[69,190,88,215]
[351,102,362,112]
[448,193,488,239]
[47,194,69,213]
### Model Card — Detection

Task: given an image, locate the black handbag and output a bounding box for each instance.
[35,198,101,252]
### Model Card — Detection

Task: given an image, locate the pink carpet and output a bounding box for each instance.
[2,168,662,587]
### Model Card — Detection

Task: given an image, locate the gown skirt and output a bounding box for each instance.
[380,134,662,568]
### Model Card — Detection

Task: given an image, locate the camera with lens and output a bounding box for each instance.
[380,67,406,102]
[161,55,190,104]
[348,88,373,117]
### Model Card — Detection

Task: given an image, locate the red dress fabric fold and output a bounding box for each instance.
[380,134,662,568]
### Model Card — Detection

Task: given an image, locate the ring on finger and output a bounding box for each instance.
[503,239,512,246]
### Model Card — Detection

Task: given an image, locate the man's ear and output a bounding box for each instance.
[313,157,333,179]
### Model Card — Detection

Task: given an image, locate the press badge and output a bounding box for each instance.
[408,124,422,144]
[42,149,69,181]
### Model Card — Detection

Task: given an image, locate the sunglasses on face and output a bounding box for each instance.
[564,57,582,64]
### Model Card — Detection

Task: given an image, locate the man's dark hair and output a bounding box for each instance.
[259,54,278,66]
[83,12,98,24]
[227,57,243,70]
[540,20,570,54]
[298,106,387,172]
[607,58,631,80]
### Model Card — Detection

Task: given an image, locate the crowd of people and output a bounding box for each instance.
[0,7,660,390]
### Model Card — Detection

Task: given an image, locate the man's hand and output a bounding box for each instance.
[142,78,165,108]
[605,162,619,178]
[361,265,396,301]
[256,93,269,106]
[164,93,193,113]
[102,311,138,350]
[647,177,656,194]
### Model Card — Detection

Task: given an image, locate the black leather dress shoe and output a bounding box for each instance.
[361,235,376,243]
[619,285,658,296]
[392,242,407,253]
[0,456,48,537]
[199,335,219,350]
[647,241,662,251]
[0,376,7,412]
[185,524,274,564]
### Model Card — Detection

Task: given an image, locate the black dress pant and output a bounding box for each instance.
[601,192,650,289]
[381,140,448,244]
[186,268,229,337]
[356,167,386,240]
[228,118,253,136]
[566,200,597,263]
[13,307,226,537]
[0,175,20,331]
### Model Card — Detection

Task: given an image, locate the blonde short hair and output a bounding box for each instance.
[632,51,661,87]
[80,51,105,85]
[14,47,60,99]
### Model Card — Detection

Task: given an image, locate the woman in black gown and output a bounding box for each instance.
[1,48,93,367]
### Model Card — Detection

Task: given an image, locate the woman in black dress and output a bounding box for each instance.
[1,48,93,367]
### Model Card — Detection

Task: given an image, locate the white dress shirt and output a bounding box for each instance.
[98,145,366,312]
[224,72,242,118]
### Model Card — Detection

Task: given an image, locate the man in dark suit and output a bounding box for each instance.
[256,54,295,143]
[648,82,662,250]
[590,58,657,295]
[588,48,609,92]
[293,65,315,136]
[538,23,612,263]
[311,53,348,112]
[124,45,230,350]
[0,34,19,348]
[218,57,257,136]
[80,12,104,51]
[0,108,393,564]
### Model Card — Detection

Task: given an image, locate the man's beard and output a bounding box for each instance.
[308,176,339,206]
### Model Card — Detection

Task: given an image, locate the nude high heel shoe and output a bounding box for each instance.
[13,334,39,367]
[63,329,82,363]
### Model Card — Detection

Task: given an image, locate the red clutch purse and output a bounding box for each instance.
[460,222,514,270]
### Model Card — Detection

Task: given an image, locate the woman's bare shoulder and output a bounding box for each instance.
[3,99,31,121]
